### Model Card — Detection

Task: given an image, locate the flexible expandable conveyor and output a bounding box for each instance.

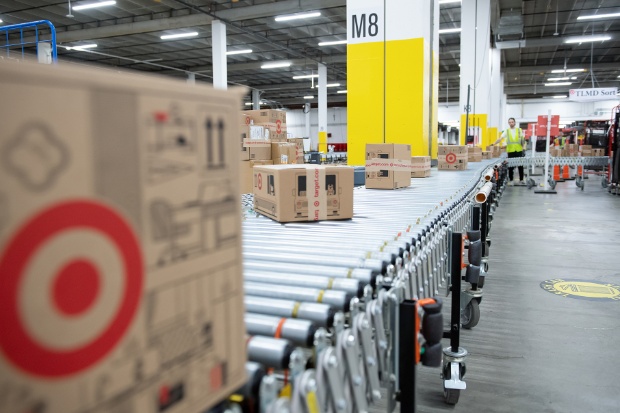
[236,159,507,413]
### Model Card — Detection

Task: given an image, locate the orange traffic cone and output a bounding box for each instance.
[552,165,561,181]
[577,165,583,177]
[562,165,570,180]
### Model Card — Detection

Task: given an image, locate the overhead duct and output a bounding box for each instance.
[494,9,523,39]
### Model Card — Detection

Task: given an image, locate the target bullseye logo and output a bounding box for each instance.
[445,153,457,164]
[275,119,282,134]
[0,200,143,378]
[257,173,263,190]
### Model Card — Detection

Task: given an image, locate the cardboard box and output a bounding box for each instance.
[0,60,246,413]
[258,122,287,142]
[467,146,482,162]
[438,145,468,170]
[240,112,251,126]
[252,165,354,222]
[482,151,492,159]
[365,144,411,189]
[245,109,287,124]
[271,142,297,164]
[239,160,273,194]
[411,156,431,178]
[288,138,306,164]
[240,125,271,160]
[581,145,592,151]
[592,148,605,156]
[582,149,593,157]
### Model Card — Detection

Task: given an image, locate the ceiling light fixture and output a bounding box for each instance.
[303,96,314,99]
[72,0,116,11]
[293,74,319,79]
[261,62,291,69]
[66,43,97,50]
[275,11,321,22]
[314,83,341,88]
[577,12,620,20]
[544,82,572,86]
[550,69,585,73]
[337,90,348,94]
[553,95,567,98]
[438,28,462,34]
[318,40,347,46]
[564,35,611,44]
[226,49,252,55]
[438,0,462,4]
[161,32,199,40]
[547,77,569,81]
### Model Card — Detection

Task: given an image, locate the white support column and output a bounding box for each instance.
[489,48,502,129]
[212,20,227,90]
[459,0,491,116]
[304,103,311,140]
[252,89,261,110]
[37,42,52,64]
[187,72,196,84]
[317,63,327,153]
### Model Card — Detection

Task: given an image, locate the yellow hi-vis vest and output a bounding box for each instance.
[505,127,523,153]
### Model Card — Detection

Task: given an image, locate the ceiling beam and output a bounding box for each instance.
[496,31,620,49]
[31,0,345,43]
[504,81,620,95]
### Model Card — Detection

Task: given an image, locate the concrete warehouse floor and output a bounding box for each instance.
[409,173,620,412]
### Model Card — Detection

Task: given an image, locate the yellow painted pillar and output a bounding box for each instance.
[460,114,488,148]
[318,131,327,153]
[347,0,434,165]
[487,127,498,150]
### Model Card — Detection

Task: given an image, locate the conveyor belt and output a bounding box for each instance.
[238,159,504,412]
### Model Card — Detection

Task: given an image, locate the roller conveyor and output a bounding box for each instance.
[244,269,364,297]
[244,295,336,328]
[245,313,317,347]
[246,336,294,370]
[245,281,354,312]
[244,259,377,285]
[236,159,507,412]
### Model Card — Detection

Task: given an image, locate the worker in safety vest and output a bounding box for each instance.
[492,117,526,185]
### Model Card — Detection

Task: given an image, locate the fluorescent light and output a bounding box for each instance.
[439,0,462,4]
[261,62,291,69]
[160,32,199,40]
[553,95,567,99]
[0,19,3,23]
[544,82,572,86]
[565,36,611,44]
[551,68,585,73]
[314,83,341,88]
[577,12,620,20]
[303,96,314,99]
[226,49,252,55]
[547,77,569,81]
[72,1,116,11]
[438,28,462,34]
[293,74,319,79]
[245,101,264,106]
[337,90,347,94]
[318,40,347,46]
[67,43,97,50]
[275,11,320,22]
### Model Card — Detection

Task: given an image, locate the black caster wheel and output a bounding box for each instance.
[444,388,460,405]
[602,177,608,188]
[461,299,480,329]
[549,180,557,190]
[527,178,535,189]
[576,176,584,191]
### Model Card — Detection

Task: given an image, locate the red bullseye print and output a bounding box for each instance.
[0,200,143,377]
[446,153,457,164]
[53,259,101,316]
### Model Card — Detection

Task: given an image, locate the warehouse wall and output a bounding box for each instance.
[286,108,348,151]
[438,99,620,127]
[285,98,620,150]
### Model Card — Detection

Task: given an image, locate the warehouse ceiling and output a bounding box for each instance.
[1,0,619,108]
